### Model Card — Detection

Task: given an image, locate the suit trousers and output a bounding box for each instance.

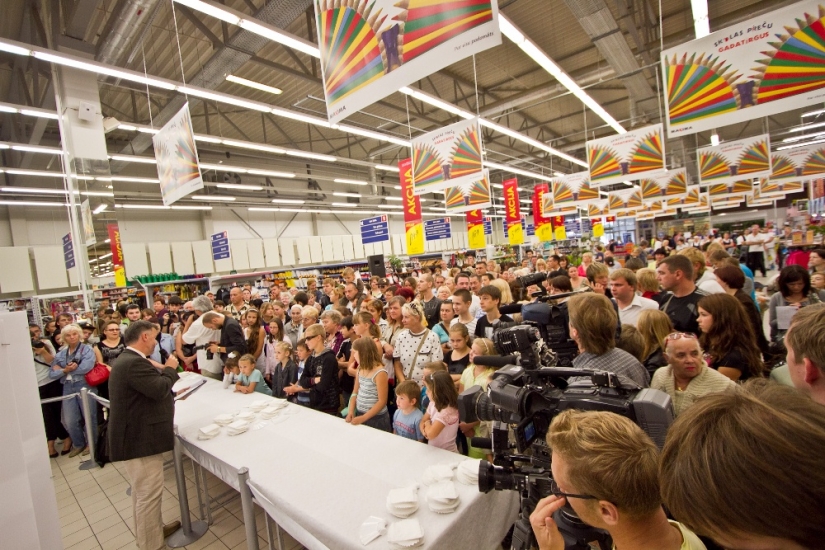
[124,453,166,550]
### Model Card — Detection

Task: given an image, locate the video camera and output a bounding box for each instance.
[459,326,673,550]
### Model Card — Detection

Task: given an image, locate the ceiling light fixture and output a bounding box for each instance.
[1,186,66,195]
[691,0,711,38]
[225,74,282,95]
[375,164,401,172]
[334,178,368,186]
[400,86,474,119]
[216,183,264,191]
[191,195,236,201]
[80,191,115,197]
[333,192,361,198]
[802,107,825,118]
[271,198,305,204]
[710,132,720,146]
[0,200,66,207]
[285,151,337,162]
[93,204,107,214]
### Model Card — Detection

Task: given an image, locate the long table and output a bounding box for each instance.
[173,375,519,550]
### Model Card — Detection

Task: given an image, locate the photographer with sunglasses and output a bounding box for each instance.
[650,332,736,417]
[530,410,706,550]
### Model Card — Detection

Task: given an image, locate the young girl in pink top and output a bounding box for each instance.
[420,370,460,452]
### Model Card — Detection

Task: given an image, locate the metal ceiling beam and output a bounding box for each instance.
[111,0,314,173]
[64,0,103,40]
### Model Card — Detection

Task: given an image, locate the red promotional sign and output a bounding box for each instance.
[533,183,552,242]
[398,158,424,255]
[503,178,520,223]
[107,223,126,287]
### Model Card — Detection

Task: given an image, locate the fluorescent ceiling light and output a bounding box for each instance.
[393,185,401,190]
[0,105,17,113]
[782,131,825,143]
[499,15,625,135]
[691,0,711,38]
[237,20,320,57]
[177,86,271,112]
[331,202,355,207]
[32,51,176,91]
[80,191,115,197]
[110,154,156,164]
[1,186,66,194]
[428,207,447,212]
[10,144,62,155]
[3,169,65,178]
[225,74,282,95]
[710,132,720,146]
[20,109,59,120]
[104,239,111,243]
[400,87,474,119]
[334,178,368,186]
[171,205,212,210]
[194,135,223,144]
[93,204,107,214]
[479,119,586,167]
[789,121,825,133]
[115,204,170,210]
[377,204,402,209]
[217,183,263,191]
[191,195,235,201]
[221,139,285,154]
[383,197,402,201]
[246,169,295,178]
[109,176,160,183]
[0,200,66,207]
[777,137,825,150]
[174,0,240,23]
[285,151,336,162]
[333,192,361,198]
[802,108,825,118]
[271,198,305,204]
[99,253,112,259]
[376,164,400,172]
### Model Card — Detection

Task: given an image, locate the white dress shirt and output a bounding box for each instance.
[617,294,659,326]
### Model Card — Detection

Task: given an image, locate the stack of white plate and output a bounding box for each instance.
[426,481,459,514]
[456,459,480,485]
[213,413,234,426]
[227,419,251,436]
[387,518,423,548]
[359,516,387,546]
[386,486,419,518]
[197,424,221,440]
[249,400,268,412]
[235,410,256,422]
[260,401,288,418]
[422,464,454,485]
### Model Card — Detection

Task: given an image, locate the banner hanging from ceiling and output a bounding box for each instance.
[683,192,711,213]
[444,170,492,213]
[770,142,825,181]
[759,177,806,197]
[697,133,772,186]
[411,118,484,194]
[107,223,126,287]
[547,171,600,211]
[399,158,424,255]
[586,199,611,218]
[667,186,702,208]
[607,187,644,215]
[586,124,665,187]
[466,208,486,249]
[532,183,553,242]
[708,180,754,199]
[640,169,690,203]
[661,1,825,137]
[152,104,203,206]
[503,178,523,245]
[315,0,501,124]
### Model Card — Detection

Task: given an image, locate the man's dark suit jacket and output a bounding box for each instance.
[108,348,179,462]
[219,316,247,362]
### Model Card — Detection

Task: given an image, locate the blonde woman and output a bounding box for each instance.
[577,252,594,277]
[637,309,673,377]
[392,302,443,385]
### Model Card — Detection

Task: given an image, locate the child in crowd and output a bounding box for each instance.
[812,272,825,292]
[445,323,472,386]
[393,380,424,442]
[270,341,298,399]
[419,361,447,412]
[459,338,498,459]
[337,316,355,404]
[263,319,286,386]
[235,353,272,395]
[420,371,460,452]
[291,340,312,406]
[223,354,240,388]
[213,301,225,313]
[345,337,391,431]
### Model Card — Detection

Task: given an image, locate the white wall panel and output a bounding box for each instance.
[191,241,214,274]
[213,256,233,273]
[382,239,392,256]
[296,237,312,265]
[362,242,374,257]
[0,247,33,293]
[170,242,195,276]
[122,242,149,277]
[32,246,69,290]
[147,242,173,275]
[68,266,78,287]
[352,235,364,260]
[308,237,323,264]
[341,235,354,262]
[263,238,281,268]
[230,241,250,271]
[279,238,296,266]
[331,236,344,262]
[392,234,404,255]
[320,236,334,263]
[247,240,265,269]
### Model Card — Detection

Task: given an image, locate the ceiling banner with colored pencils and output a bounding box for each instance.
[315,0,501,124]
[466,208,486,249]
[503,178,523,245]
[399,158,424,255]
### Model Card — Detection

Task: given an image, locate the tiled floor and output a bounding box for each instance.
[53,449,304,550]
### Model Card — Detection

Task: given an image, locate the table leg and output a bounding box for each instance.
[238,468,260,550]
[166,437,208,547]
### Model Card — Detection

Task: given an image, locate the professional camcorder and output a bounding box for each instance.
[460,326,673,550]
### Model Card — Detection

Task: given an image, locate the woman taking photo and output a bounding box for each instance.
[242,309,266,374]
[768,265,825,342]
[48,324,96,457]
[393,302,443,385]
[697,293,764,381]
[636,310,672,377]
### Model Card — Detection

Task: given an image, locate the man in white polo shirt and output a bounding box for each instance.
[744,224,769,277]
[609,268,658,327]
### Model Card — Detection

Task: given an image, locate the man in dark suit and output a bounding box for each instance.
[108,320,180,550]
[201,311,247,362]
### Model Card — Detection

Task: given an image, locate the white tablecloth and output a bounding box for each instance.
[173,375,519,550]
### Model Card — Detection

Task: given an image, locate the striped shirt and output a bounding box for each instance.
[356,368,387,415]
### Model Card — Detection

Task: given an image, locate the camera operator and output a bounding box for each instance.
[659,380,825,550]
[529,410,705,550]
[567,293,650,387]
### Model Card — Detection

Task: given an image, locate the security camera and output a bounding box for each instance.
[102,117,120,133]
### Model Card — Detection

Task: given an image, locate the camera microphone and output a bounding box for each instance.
[473,354,518,368]
[470,437,492,449]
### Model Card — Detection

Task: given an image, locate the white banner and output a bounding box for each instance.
[547,171,601,211]
[315,0,501,124]
[666,186,702,208]
[640,168,690,203]
[152,104,203,206]
[697,133,771,186]
[586,124,665,187]
[682,192,710,212]
[607,187,643,214]
[759,178,806,197]
[661,1,825,137]
[81,199,95,246]
[770,142,825,181]
[444,170,492,213]
[411,118,483,194]
[708,179,754,199]
[586,199,610,218]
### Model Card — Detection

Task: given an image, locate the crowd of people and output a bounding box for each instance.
[29,222,825,550]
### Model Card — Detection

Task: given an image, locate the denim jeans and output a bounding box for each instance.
[61,379,97,449]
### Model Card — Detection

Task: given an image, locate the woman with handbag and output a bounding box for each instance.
[94,320,126,403]
[48,324,97,457]
[392,302,444,386]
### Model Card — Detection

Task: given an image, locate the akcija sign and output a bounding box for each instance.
[503,178,523,245]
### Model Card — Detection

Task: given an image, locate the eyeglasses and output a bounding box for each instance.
[666,332,697,341]
[548,479,598,501]
[306,334,320,341]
